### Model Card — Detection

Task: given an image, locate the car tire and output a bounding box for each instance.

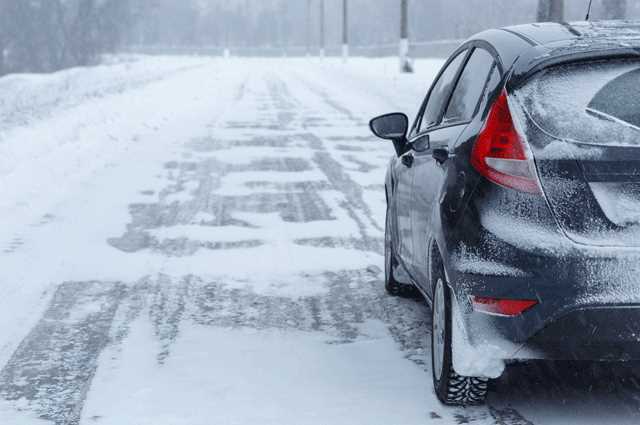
[431,275,488,405]
[384,205,417,297]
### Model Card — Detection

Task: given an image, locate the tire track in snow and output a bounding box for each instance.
[0,282,125,425]
[277,72,385,252]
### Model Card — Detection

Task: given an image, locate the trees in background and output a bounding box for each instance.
[128,0,541,49]
[603,0,627,19]
[0,0,636,77]
[537,0,564,22]
[0,0,134,76]
[537,0,631,22]
[0,1,6,75]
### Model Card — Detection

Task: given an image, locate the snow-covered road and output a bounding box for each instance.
[1,56,640,424]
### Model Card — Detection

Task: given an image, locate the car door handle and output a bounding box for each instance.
[401,154,414,168]
[432,148,453,165]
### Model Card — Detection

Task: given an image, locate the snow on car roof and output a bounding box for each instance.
[503,21,640,88]
[506,20,640,48]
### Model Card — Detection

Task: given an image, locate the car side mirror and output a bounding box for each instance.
[369,113,409,157]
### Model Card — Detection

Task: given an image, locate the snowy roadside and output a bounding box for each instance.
[0,56,212,134]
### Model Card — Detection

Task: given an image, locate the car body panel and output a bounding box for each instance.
[409,124,468,288]
[392,151,414,263]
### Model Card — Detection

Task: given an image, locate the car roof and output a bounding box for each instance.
[505,20,640,46]
[467,20,640,88]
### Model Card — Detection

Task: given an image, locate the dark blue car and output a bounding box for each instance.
[370,20,640,405]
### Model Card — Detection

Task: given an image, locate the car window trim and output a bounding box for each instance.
[411,40,504,138]
[473,62,501,117]
[434,47,478,128]
[411,48,471,137]
[409,120,472,146]
[444,59,499,124]
[422,49,472,130]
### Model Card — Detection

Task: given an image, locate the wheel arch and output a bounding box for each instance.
[428,232,454,293]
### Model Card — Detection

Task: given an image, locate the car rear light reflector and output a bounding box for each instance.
[471,89,542,194]
[471,296,538,317]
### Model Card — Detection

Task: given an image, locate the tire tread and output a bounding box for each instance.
[440,371,488,405]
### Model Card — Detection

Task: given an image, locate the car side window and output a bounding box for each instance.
[443,48,495,124]
[416,50,467,133]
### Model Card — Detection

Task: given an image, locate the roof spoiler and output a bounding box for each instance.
[507,48,640,90]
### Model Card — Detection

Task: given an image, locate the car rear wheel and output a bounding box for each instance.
[431,277,488,405]
[384,206,416,297]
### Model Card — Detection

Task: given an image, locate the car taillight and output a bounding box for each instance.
[471,296,538,317]
[471,89,541,194]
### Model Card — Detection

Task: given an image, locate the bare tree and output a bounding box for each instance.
[0,0,138,76]
[537,0,564,22]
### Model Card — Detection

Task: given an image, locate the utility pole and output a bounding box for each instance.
[319,0,325,58]
[224,22,230,59]
[342,0,349,62]
[399,0,413,72]
[278,0,286,56]
[306,0,312,56]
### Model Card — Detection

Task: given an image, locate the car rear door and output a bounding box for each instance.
[409,47,498,287]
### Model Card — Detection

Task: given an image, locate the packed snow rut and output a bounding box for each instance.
[1,57,640,424]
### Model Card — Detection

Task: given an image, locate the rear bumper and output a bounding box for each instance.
[450,255,640,362]
[448,186,640,362]
[516,306,640,361]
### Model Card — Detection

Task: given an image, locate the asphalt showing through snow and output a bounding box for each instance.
[2,59,640,424]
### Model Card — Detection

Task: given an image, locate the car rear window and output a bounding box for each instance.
[514,59,640,147]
